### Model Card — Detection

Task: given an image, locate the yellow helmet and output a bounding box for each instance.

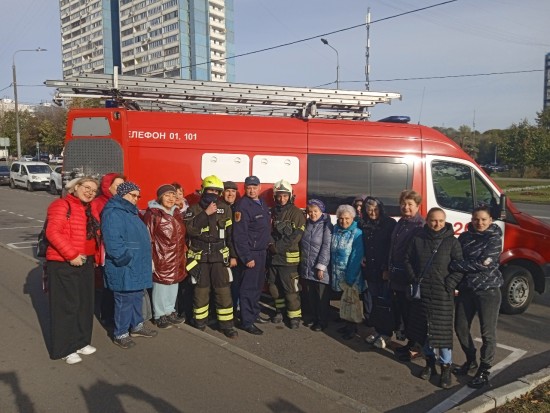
[273,179,292,195]
[201,175,224,193]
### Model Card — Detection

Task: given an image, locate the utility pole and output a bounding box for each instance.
[365,8,371,91]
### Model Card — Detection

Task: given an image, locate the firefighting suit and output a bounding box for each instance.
[268,202,306,320]
[185,198,235,330]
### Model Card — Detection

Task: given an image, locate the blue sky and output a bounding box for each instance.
[1,0,549,132]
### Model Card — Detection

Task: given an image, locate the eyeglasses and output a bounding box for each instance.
[128,193,141,199]
[80,184,98,194]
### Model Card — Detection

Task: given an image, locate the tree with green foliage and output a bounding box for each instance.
[499,120,539,177]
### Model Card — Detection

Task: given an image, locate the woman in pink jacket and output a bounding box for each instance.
[46,177,101,365]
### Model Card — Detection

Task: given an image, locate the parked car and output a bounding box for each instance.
[0,165,10,185]
[53,155,63,165]
[9,161,52,191]
[20,155,33,162]
[50,166,63,195]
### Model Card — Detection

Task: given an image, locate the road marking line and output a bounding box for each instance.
[426,338,526,413]
[0,226,43,230]
[7,242,36,249]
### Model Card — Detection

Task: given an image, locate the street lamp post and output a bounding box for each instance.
[321,38,340,89]
[12,48,47,159]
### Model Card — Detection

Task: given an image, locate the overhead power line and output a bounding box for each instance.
[313,69,543,88]
[180,0,459,70]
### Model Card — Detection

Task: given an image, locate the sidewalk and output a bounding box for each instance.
[0,243,374,413]
[1,242,548,413]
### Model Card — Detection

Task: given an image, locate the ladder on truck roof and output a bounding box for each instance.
[45,72,401,120]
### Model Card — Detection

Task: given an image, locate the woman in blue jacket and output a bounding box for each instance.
[331,204,364,340]
[450,205,503,389]
[102,182,157,349]
[299,199,333,331]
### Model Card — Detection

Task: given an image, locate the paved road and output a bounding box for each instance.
[0,186,549,412]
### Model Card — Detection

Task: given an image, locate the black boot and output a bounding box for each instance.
[453,359,479,375]
[468,366,490,389]
[419,356,437,380]
[439,364,452,389]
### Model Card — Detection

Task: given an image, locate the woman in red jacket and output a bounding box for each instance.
[46,177,101,365]
[91,173,125,325]
[142,184,188,329]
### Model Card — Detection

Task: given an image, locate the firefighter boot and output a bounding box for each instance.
[439,364,452,389]
[289,318,300,329]
[271,311,283,324]
[419,356,437,380]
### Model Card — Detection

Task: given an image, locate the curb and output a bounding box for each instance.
[448,366,550,412]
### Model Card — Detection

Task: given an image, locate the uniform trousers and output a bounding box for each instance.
[193,262,234,330]
[48,259,94,359]
[268,265,302,319]
[238,250,267,328]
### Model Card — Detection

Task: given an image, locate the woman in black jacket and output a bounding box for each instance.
[361,197,396,348]
[404,208,463,389]
[450,205,503,389]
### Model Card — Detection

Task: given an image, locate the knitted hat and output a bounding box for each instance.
[224,181,238,190]
[156,184,176,200]
[307,198,326,213]
[117,181,140,197]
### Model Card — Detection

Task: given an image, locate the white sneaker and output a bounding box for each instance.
[374,335,387,349]
[62,353,82,365]
[365,334,377,344]
[76,345,97,355]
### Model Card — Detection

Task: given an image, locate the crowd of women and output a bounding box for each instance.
[43,175,503,392]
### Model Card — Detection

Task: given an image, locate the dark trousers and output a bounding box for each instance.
[304,279,331,327]
[231,265,243,313]
[176,277,194,321]
[239,250,267,328]
[455,287,501,368]
[267,265,302,319]
[113,290,144,338]
[363,281,382,323]
[48,260,95,359]
[392,289,411,335]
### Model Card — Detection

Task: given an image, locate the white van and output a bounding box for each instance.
[9,161,52,191]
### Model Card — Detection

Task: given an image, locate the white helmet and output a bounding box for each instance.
[273,179,292,195]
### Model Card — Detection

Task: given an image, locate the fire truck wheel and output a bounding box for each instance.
[500,265,534,315]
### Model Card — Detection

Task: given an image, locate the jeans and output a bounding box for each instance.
[114,290,144,338]
[454,287,501,368]
[423,342,452,365]
[152,282,178,319]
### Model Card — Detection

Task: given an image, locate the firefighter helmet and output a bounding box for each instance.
[201,175,224,193]
[273,179,292,195]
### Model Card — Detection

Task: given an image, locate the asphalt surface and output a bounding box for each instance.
[1,187,549,412]
[0,244,371,413]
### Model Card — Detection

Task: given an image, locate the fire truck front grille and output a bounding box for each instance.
[64,138,123,180]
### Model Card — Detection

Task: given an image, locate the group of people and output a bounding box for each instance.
[348,191,503,390]
[44,174,503,392]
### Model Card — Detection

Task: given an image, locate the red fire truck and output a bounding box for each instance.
[47,73,550,314]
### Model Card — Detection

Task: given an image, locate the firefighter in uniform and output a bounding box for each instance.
[267,180,306,329]
[184,175,238,339]
[233,176,271,335]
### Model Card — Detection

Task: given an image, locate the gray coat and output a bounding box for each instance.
[299,214,333,284]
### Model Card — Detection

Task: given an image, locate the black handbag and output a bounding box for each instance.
[406,239,443,301]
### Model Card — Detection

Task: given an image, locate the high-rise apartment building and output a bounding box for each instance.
[545,53,550,109]
[59,0,234,82]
